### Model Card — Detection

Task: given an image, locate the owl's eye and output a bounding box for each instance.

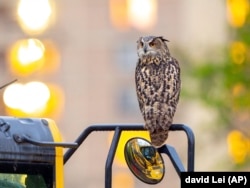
[140,41,144,47]
[149,42,155,47]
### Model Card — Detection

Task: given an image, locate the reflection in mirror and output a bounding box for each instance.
[124,137,165,184]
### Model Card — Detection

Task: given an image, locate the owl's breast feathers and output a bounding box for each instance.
[135,56,181,147]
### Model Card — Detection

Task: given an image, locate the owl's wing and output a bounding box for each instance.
[135,59,145,114]
[165,57,181,109]
[150,57,180,147]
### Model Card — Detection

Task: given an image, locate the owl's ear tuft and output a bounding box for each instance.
[158,36,169,43]
[137,37,142,43]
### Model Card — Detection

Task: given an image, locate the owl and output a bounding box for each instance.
[135,36,181,148]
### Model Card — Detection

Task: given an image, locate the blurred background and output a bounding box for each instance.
[0,0,249,187]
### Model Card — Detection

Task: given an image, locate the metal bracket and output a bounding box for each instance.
[13,134,78,148]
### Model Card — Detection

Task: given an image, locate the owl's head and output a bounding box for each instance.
[137,36,170,61]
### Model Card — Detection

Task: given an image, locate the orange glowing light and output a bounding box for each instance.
[42,40,61,74]
[109,0,129,30]
[7,39,45,76]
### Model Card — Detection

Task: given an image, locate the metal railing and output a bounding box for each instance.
[63,123,195,188]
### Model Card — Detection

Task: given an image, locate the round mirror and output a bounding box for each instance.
[124,137,165,184]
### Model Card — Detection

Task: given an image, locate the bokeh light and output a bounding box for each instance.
[227,130,250,164]
[110,0,157,31]
[127,0,157,30]
[227,0,249,27]
[109,0,129,30]
[3,81,50,114]
[42,83,65,119]
[42,40,60,74]
[17,0,55,34]
[7,39,45,76]
[3,82,64,118]
[7,39,60,76]
[230,41,247,65]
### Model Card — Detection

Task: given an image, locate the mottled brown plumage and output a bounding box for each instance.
[135,36,181,148]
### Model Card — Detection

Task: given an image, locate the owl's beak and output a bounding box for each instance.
[143,46,147,53]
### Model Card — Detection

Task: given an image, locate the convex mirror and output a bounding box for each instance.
[124,137,165,184]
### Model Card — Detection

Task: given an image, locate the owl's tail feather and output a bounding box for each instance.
[149,130,169,148]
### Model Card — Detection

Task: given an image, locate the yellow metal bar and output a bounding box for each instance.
[46,119,64,188]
